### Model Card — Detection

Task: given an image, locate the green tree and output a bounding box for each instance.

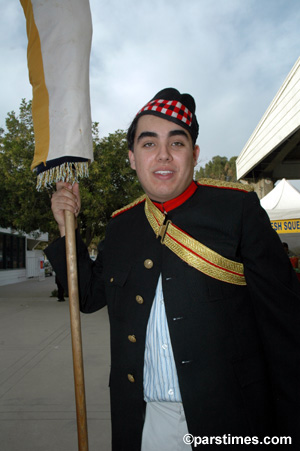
[195,155,238,182]
[80,128,143,246]
[0,99,56,238]
[0,99,143,246]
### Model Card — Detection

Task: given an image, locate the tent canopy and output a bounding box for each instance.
[260,178,300,220]
[260,179,300,254]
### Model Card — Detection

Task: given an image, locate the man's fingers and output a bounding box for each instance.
[56,181,72,192]
[52,194,77,213]
[52,182,81,216]
[72,182,80,196]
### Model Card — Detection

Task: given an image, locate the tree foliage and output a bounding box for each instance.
[0,99,143,246]
[80,128,143,246]
[0,99,56,237]
[195,155,238,182]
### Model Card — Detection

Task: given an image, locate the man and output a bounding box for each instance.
[46,88,300,450]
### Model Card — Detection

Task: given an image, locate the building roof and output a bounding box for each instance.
[236,57,300,182]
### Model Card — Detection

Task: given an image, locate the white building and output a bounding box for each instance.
[236,57,300,198]
[0,227,48,286]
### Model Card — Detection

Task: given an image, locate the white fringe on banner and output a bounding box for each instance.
[36,161,89,190]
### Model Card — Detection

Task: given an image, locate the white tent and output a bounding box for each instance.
[260,179,300,254]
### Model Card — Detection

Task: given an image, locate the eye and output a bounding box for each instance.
[143,141,155,148]
[171,141,184,147]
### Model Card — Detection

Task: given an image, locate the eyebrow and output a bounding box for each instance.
[137,129,189,142]
[168,129,189,139]
[137,131,157,142]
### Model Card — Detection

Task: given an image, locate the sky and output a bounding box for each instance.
[1,0,300,179]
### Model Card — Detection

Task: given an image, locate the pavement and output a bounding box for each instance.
[0,276,111,451]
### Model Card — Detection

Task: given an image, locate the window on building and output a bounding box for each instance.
[0,233,26,270]
[0,234,3,269]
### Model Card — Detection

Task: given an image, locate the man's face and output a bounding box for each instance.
[128,115,200,203]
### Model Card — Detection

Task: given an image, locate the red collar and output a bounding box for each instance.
[152,181,198,213]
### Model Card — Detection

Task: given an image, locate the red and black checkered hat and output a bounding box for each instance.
[127,88,199,149]
[135,88,199,144]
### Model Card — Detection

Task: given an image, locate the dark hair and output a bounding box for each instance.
[127,116,139,151]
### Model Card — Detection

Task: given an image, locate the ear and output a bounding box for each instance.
[128,150,136,170]
[193,145,200,166]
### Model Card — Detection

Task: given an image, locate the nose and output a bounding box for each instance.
[156,143,172,162]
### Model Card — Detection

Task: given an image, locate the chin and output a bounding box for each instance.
[154,191,176,202]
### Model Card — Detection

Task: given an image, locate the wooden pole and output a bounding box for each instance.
[64,209,89,451]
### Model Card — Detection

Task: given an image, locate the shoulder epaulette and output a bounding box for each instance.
[111,194,146,218]
[196,178,254,193]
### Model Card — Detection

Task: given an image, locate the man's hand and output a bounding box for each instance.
[51,182,81,237]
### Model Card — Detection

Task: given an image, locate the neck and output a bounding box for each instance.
[152,181,197,213]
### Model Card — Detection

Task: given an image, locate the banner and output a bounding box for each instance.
[20,0,93,189]
[271,219,300,234]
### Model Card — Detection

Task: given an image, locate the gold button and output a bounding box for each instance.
[136,295,144,304]
[110,277,114,283]
[127,374,135,383]
[144,259,153,269]
[128,335,136,343]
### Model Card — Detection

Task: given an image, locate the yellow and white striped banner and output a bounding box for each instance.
[20,0,93,189]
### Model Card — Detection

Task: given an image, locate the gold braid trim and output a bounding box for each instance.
[197,178,254,192]
[112,195,146,218]
[145,196,246,286]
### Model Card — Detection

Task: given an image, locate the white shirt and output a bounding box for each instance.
[143,274,182,402]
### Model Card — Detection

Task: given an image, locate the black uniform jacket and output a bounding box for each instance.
[46,181,300,450]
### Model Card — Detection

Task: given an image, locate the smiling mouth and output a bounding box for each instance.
[154,171,173,175]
